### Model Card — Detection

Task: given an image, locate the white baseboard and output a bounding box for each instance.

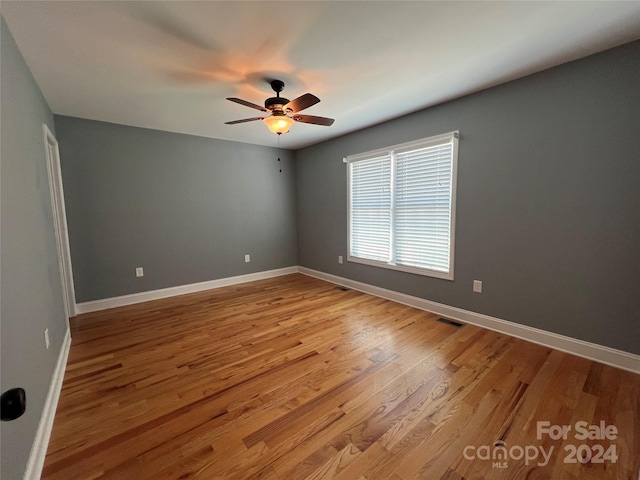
[23,327,71,480]
[298,267,640,374]
[75,266,298,314]
[72,265,639,373]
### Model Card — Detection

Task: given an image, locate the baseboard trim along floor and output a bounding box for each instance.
[75,266,639,374]
[75,266,299,314]
[298,267,640,374]
[23,327,71,480]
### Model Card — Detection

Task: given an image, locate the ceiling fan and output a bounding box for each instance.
[225,80,335,135]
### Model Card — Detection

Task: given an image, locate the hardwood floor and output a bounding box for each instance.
[43,274,639,480]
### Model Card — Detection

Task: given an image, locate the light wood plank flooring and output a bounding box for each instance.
[43,274,640,479]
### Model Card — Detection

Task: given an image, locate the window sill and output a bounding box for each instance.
[347,256,454,281]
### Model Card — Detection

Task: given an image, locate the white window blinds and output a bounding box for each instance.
[347,131,458,280]
[349,154,392,262]
[395,142,453,272]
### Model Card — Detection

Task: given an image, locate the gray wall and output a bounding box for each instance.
[1,18,69,480]
[54,116,297,303]
[296,41,640,355]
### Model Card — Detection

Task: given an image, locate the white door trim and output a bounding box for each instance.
[43,124,76,318]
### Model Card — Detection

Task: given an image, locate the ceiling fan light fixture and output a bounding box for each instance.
[264,114,294,135]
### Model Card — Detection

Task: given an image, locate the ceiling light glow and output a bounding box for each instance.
[263,115,294,135]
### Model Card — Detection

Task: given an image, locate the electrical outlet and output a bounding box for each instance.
[338,256,343,264]
[245,254,250,263]
[473,280,483,293]
[44,328,50,349]
[136,267,144,277]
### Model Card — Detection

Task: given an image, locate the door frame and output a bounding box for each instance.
[43,124,76,318]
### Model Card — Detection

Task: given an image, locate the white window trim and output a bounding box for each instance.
[346,131,459,280]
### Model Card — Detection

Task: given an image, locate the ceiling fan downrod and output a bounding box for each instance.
[265,80,289,111]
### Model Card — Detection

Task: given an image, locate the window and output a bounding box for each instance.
[347,131,459,280]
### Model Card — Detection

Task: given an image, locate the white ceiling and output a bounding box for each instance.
[2,1,639,150]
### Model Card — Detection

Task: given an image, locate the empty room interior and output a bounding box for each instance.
[2,2,640,479]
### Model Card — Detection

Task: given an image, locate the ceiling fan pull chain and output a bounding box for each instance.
[277,135,282,173]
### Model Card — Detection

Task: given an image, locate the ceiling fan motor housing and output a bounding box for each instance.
[265,96,290,112]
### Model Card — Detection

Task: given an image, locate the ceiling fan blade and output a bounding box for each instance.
[226,98,267,112]
[284,93,320,113]
[293,114,335,126]
[225,117,265,125]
